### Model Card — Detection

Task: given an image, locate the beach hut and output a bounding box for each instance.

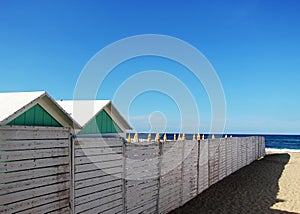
[57,100,132,134]
[0,91,81,131]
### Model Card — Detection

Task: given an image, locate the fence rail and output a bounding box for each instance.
[0,126,265,213]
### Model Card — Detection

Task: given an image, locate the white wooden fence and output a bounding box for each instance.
[123,136,265,213]
[0,126,70,214]
[0,127,265,214]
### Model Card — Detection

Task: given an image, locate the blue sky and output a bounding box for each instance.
[1,0,300,134]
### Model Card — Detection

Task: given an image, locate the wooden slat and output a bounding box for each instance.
[75,154,122,165]
[75,186,122,206]
[159,183,181,197]
[0,148,68,161]
[160,175,181,186]
[47,206,70,214]
[75,179,122,198]
[160,198,180,214]
[77,198,123,214]
[160,189,181,201]
[102,205,123,214]
[75,174,120,189]
[75,147,122,157]
[17,198,69,214]
[159,192,181,213]
[160,166,182,179]
[126,191,158,205]
[127,197,158,212]
[126,144,159,151]
[74,138,123,148]
[0,165,69,183]
[126,146,159,154]
[127,197,157,214]
[75,161,122,173]
[0,139,69,150]
[126,159,159,170]
[126,193,158,210]
[0,181,69,205]
[0,156,69,172]
[0,127,69,140]
[0,190,69,214]
[126,153,159,160]
[126,142,158,148]
[75,167,122,181]
[76,194,122,213]
[0,173,69,195]
[126,182,158,195]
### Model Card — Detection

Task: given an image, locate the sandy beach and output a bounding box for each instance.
[171,152,300,214]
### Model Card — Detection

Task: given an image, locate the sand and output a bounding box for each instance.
[270,152,300,213]
[171,152,300,214]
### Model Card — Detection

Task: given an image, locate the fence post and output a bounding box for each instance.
[122,138,127,214]
[207,139,211,187]
[157,141,163,213]
[180,138,185,206]
[196,136,201,196]
[69,134,75,214]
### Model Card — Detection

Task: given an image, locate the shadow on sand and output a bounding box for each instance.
[171,153,295,214]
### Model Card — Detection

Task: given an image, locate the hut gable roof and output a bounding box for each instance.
[0,91,81,129]
[57,100,132,132]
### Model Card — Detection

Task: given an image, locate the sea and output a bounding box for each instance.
[134,133,300,152]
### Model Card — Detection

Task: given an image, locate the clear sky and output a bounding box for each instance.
[1,0,300,134]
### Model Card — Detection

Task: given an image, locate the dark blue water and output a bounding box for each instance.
[134,133,300,151]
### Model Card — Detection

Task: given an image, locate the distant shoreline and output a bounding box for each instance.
[266,148,300,153]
